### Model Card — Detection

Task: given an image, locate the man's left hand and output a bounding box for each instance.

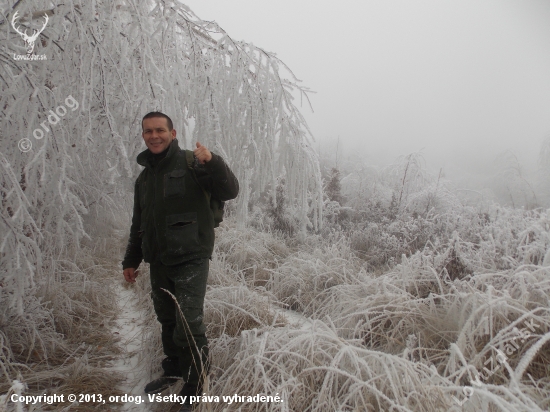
[194,142,212,164]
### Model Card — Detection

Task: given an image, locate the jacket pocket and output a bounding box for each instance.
[164,169,187,198]
[165,212,201,255]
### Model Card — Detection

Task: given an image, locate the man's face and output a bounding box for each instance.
[142,117,176,154]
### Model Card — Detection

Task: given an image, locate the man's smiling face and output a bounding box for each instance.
[142,117,176,154]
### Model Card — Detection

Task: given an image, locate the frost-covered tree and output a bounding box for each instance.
[384,152,431,211]
[0,0,322,388]
[326,167,342,204]
[492,150,538,209]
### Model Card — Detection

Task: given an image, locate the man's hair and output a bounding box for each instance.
[142,111,173,131]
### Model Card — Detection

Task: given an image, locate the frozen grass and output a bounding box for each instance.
[188,211,550,411]
[3,204,549,411]
[5,205,549,411]
[0,237,126,411]
[208,322,453,411]
[126,193,542,411]
[205,286,287,338]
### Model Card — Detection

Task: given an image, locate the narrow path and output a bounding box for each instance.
[110,281,152,411]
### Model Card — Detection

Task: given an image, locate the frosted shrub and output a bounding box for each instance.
[214,225,290,271]
[264,238,363,313]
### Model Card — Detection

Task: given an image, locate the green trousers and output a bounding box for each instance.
[150,258,209,385]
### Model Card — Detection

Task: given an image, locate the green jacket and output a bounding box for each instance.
[122,139,239,268]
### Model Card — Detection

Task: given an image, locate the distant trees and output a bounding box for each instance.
[326,168,342,204]
[492,150,538,209]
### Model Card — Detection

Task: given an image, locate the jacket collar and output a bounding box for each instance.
[137,138,180,168]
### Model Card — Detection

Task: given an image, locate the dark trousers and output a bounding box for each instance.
[150,258,209,385]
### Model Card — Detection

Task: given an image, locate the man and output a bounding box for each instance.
[122,112,238,410]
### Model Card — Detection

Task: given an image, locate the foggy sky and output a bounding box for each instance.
[183,0,550,178]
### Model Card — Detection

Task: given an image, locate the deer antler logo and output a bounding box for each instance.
[11,11,49,55]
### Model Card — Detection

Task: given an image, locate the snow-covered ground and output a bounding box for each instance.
[110,282,155,412]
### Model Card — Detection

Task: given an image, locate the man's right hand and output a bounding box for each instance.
[123,268,139,283]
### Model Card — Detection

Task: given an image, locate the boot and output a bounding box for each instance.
[177,383,201,411]
[178,345,209,387]
[144,356,181,394]
[176,346,208,412]
[178,403,193,412]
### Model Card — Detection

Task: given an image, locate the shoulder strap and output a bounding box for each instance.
[184,149,195,170]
